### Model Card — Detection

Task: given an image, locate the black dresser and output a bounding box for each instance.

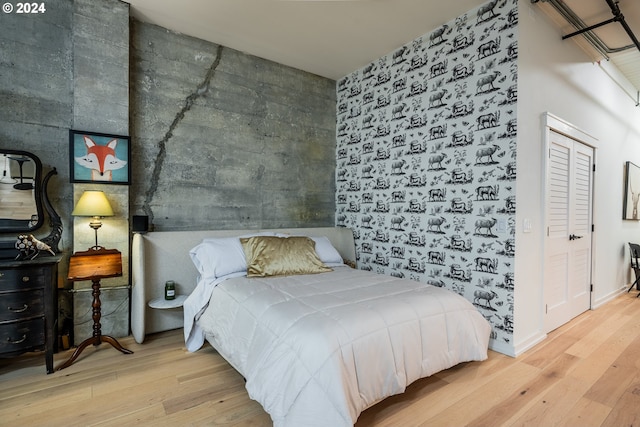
[0,255,62,374]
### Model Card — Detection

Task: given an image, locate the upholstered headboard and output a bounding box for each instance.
[131,227,356,343]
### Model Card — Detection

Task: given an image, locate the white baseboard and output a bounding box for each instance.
[593,286,627,309]
[513,331,547,357]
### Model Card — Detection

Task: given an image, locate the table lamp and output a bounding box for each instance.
[72,190,114,250]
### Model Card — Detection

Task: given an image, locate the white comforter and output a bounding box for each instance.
[196,266,491,426]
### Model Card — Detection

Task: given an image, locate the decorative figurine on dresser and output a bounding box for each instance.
[0,149,63,374]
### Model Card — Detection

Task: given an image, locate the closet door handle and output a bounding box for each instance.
[569,234,583,241]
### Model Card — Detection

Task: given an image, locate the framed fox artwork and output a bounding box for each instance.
[69,130,131,185]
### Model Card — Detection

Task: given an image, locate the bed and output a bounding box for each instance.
[131,227,491,426]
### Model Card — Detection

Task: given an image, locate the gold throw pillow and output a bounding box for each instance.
[240,236,332,277]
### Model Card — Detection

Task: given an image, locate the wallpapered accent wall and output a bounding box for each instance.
[335,0,518,347]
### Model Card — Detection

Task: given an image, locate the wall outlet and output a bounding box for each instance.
[497,218,507,233]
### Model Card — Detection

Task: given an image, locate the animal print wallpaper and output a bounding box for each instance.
[335,0,518,349]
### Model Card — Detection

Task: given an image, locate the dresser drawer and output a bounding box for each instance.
[0,318,45,353]
[0,290,44,322]
[0,266,47,291]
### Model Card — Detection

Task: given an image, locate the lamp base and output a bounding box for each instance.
[89,222,103,249]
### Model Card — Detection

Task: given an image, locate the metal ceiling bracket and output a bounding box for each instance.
[561,16,619,41]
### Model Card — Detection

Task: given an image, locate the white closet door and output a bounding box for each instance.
[544,130,593,333]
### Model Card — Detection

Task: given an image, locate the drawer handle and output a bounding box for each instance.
[8,304,28,313]
[21,276,30,283]
[7,334,27,344]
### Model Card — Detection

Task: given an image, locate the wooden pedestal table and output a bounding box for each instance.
[56,248,133,371]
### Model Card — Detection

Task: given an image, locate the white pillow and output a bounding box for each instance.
[190,232,277,280]
[190,237,246,280]
[310,236,343,265]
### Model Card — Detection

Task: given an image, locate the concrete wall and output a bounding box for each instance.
[130,20,337,232]
[1,0,336,343]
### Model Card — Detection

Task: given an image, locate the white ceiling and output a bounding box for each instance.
[124,0,640,90]
[124,0,490,80]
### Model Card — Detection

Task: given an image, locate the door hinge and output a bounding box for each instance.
[593,163,596,172]
[592,224,595,232]
[545,304,548,314]
[590,284,593,292]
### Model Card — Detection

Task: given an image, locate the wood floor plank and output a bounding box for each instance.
[386,361,542,426]
[0,386,93,422]
[162,373,246,415]
[355,375,447,426]
[559,397,612,427]
[505,375,590,426]
[564,310,630,359]
[12,376,179,426]
[91,350,220,397]
[89,403,167,427]
[0,371,115,411]
[568,315,640,385]
[153,384,270,426]
[463,352,579,427]
[600,376,640,427]
[584,333,640,406]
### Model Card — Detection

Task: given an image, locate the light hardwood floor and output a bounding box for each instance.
[1,291,640,426]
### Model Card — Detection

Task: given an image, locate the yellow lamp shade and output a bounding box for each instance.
[72,191,114,217]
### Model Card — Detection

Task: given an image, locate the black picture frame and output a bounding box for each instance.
[69,129,130,185]
[623,161,640,220]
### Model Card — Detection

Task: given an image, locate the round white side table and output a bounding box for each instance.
[148,294,187,309]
